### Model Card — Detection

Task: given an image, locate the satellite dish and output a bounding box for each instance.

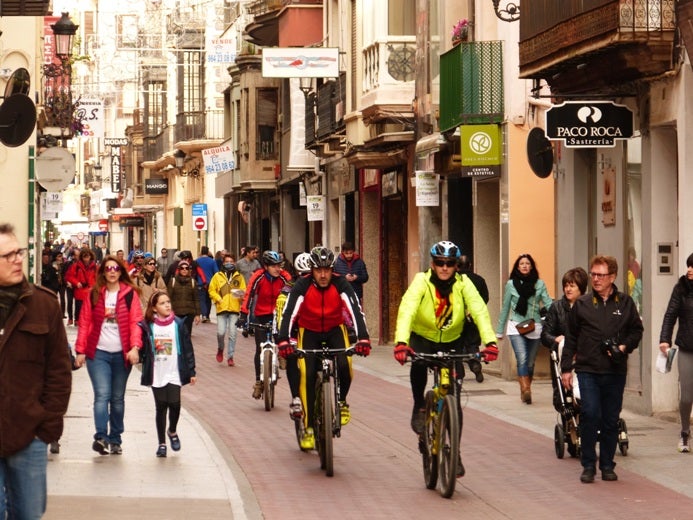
[4,68,30,98]
[35,146,76,191]
[526,127,554,179]
[0,93,36,147]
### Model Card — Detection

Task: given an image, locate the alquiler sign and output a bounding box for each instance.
[545,101,633,148]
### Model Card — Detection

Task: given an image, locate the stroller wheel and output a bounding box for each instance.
[554,424,565,459]
[617,418,629,456]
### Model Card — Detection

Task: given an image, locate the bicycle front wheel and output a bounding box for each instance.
[422,390,438,490]
[315,378,334,476]
[438,394,460,498]
[263,349,273,411]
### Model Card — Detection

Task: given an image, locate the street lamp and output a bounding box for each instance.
[173,149,199,177]
[491,0,520,22]
[43,12,79,140]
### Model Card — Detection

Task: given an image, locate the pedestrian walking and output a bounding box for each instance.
[0,223,72,519]
[457,254,489,382]
[139,291,196,458]
[496,253,553,404]
[195,246,218,322]
[157,247,171,274]
[209,252,246,366]
[333,241,369,302]
[65,247,98,324]
[167,260,201,335]
[134,255,167,314]
[74,255,143,456]
[237,245,261,284]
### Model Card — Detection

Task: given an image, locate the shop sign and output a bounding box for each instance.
[460,125,501,178]
[546,101,633,148]
[145,178,169,194]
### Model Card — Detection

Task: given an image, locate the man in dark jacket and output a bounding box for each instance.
[333,241,369,302]
[561,255,643,484]
[0,223,72,518]
[458,255,489,382]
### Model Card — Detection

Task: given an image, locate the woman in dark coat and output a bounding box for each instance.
[166,260,200,335]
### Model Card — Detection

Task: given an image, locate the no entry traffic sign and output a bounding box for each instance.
[193,215,207,231]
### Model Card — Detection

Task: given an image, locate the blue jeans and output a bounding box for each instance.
[86,349,132,446]
[577,371,626,471]
[217,312,239,358]
[198,287,211,319]
[0,438,47,519]
[508,334,541,377]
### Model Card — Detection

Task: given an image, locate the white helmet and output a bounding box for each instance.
[294,252,312,275]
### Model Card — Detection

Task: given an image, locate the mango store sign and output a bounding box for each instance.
[545,101,633,148]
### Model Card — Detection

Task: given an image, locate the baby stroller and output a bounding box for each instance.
[551,342,629,459]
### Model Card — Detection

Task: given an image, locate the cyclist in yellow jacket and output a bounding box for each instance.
[394,241,498,444]
[208,253,246,366]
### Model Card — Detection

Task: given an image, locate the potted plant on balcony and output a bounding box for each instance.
[451,19,469,45]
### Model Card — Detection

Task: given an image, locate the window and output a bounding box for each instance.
[144,80,166,136]
[388,0,415,35]
[257,89,278,160]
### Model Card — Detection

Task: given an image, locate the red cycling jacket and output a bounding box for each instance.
[241,268,292,317]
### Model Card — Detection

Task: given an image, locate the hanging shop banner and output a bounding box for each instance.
[262,47,339,78]
[545,101,633,148]
[75,98,104,139]
[202,145,235,174]
[110,145,122,193]
[460,124,501,178]
[306,195,326,221]
[415,171,439,207]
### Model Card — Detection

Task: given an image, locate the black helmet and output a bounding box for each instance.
[309,246,335,269]
[261,250,282,266]
[429,240,461,259]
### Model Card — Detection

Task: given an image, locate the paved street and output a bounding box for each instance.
[46,319,693,519]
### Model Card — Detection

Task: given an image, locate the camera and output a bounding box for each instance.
[601,338,624,363]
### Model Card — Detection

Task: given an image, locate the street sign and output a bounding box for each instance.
[545,101,633,148]
[193,216,207,231]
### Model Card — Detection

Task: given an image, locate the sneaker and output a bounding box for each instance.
[580,467,596,484]
[216,349,223,363]
[252,381,263,399]
[339,401,351,426]
[470,361,484,383]
[679,432,690,453]
[227,357,235,367]
[601,468,618,481]
[49,441,60,454]
[109,443,122,455]
[410,407,426,434]
[92,438,109,455]
[290,397,303,420]
[156,445,167,458]
[278,356,287,370]
[457,454,465,477]
[167,431,181,451]
[300,427,315,450]
[202,317,210,323]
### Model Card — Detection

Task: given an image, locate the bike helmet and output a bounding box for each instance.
[309,246,335,269]
[133,249,144,259]
[294,252,312,274]
[429,240,461,259]
[261,250,282,266]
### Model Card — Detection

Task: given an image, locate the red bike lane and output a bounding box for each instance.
[183,324,693,519]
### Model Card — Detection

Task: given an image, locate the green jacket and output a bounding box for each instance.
[395,271,496,346]
[208,270,246,313]
[496,278,553,335]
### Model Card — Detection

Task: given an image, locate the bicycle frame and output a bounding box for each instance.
[252,322,279,411]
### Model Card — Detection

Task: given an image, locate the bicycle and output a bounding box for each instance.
[409,350,480,498]
[295,343,355,477]
[250,322,279,411]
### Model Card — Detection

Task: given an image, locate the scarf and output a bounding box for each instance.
[429,271,455,330]
[512,271,538,316]
[0,284,22,329]
[142,271,156,286]
[153,312,176,327]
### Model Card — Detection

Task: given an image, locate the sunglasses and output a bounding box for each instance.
[433,259,457,268]
[179,266,190,271]
[105,265,121,272]
[146,262,156,266]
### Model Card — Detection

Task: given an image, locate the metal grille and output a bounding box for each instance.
[439,41,504,133]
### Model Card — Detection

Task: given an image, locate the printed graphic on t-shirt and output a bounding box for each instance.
[154,337,174,356]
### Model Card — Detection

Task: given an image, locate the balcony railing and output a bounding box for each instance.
[439,41,504,133]
[363,37,416,94]
[174,109,225,142]
[316,73,346,140]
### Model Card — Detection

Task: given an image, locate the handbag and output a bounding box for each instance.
[516,318,536,335]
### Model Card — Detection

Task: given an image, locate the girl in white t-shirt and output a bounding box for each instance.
[139,291,197,458]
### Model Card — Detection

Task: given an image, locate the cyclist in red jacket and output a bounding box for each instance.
[276,246,371,450]
[237,250,292,399]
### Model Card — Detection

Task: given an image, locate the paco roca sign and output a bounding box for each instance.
[545,101,633,148]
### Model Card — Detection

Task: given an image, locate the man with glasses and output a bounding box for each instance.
[393,241,497,477]
[0,223,72,519]
[561,255,643,484]
[157,248,171,274]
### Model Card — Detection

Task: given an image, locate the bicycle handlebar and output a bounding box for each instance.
[295,346,356,358]
[409,351,481,362]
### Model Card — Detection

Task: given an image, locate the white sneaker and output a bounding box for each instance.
[679,432,690,453]
[290,397,303,420]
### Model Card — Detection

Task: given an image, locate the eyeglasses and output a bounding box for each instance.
[589,272,611,279]
[179,266,190,271]
[104,265,121,272]
[433,259,457,268]
[0,248,27,263]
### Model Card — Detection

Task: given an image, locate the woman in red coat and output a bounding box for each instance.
[65,247,98,324]
[74,256,143,455]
